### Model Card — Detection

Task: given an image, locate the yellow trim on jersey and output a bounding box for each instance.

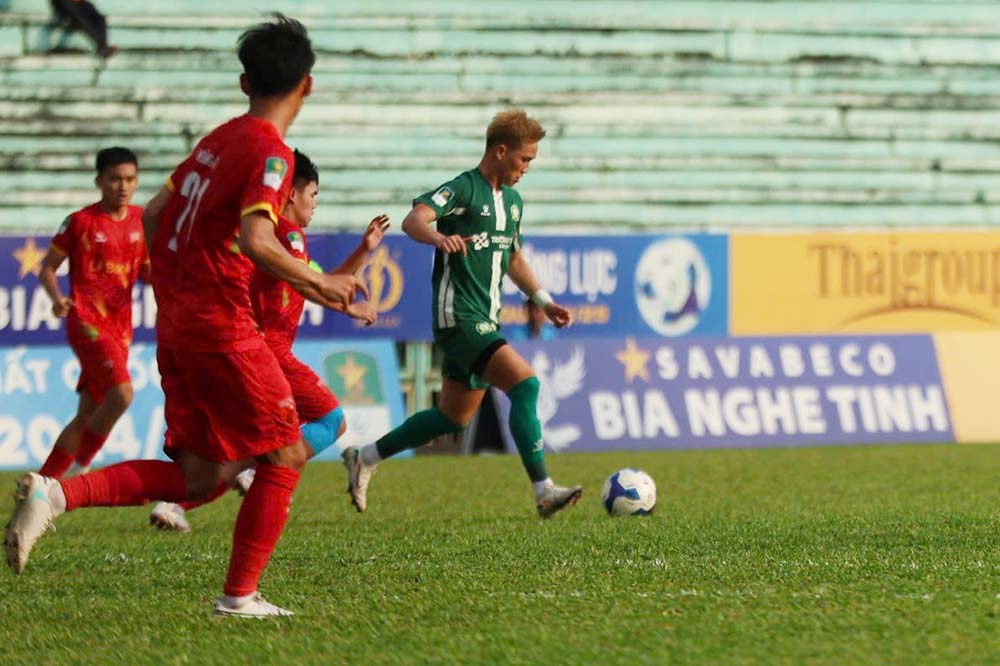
[164,176,175,192]
[240,202,279,225]
[49,242,67,256]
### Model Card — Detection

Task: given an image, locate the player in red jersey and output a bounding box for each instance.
[36,147,149,479]
[4,15,364,618]
[149,149,389,531]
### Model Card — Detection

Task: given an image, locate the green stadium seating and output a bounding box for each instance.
[2,1,1000,232]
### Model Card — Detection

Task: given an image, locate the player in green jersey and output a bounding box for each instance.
[344,109,582,518]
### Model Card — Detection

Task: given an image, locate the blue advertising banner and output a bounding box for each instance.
[0,234,430,345]
[0,342,166,469]
[503,335,953,453]
[301,234,433,341]
[0,339,405,470]
[2,232,727,344]
[500,234,729,339]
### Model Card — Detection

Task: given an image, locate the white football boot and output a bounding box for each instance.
[149,502,190,532]
[213,592,294,618]
[536,484,583,518]
[343,446,376,513]
[4,473,62,574]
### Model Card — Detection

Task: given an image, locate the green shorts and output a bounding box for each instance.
[434,321,506,390]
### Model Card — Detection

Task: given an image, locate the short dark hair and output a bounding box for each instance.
[293,149,318,187]
[237,14,315,98]
[95,147,138,175]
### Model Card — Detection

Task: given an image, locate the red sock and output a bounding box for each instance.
[61,460,187,511]
[75,428,109,467]
[179,480,230,512]
[39,448,74,479]
[223,464,300,597]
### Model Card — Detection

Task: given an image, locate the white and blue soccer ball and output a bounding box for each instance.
[601,468,657,516]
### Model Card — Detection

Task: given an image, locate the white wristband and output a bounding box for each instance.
[530,289,553,308]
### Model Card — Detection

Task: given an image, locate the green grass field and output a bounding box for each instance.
[0,444,997,665]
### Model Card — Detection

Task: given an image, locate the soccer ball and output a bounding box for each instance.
[601,468,656,516]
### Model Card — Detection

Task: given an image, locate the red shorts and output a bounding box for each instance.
[71,338,130,402]
[158,343,299,463]
[273,347,339,423]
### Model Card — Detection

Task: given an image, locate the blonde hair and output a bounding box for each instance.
[485,109,546,149]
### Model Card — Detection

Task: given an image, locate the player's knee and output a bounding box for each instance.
[184,470,223,500]
[106,384,133,413]
[508,376,540,404]
[300,407,345,456]
[261,440,310,470]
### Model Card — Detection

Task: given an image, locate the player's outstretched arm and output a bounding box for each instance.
[401,203,466,255]
[508,250,573,328]
[38,249,72,318]
[329,214,390,275]
[142,186,171,255]
[240,213,367,311]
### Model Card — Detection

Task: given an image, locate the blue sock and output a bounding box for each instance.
[301,407,346,456]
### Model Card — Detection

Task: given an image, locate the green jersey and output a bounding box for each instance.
[415,168,524,332]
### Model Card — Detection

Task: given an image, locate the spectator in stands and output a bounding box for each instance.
[506,298,557,341]
[49,0,117,58]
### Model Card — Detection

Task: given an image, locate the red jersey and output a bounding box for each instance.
[50,202,148,348]
[151,114,294,352]
[251,215,308,354]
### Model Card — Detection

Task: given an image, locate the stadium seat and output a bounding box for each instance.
[2,1,999,232]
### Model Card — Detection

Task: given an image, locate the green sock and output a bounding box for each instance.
[375,407,464,459]
[507,377,549,483]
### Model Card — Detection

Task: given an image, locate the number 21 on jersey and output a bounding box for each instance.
[167,171,210,251]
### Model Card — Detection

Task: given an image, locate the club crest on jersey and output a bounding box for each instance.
[475,322,497,334]
[431,187,453,207]
[287,231,305,253]
[480,205,491,217]
[510,204,520,222]
[129,230,141,243]
[263,157,288,191]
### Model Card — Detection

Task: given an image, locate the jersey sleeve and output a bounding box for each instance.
[49,214,75,256]
[276,218,308,261]
[513,192,524,251]
[240,143,294,225]
[413,174,472,220]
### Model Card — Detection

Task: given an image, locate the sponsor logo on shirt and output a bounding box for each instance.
[95,231,107,243]
[431,187,454,207]
[263,157,288,191]
[510,204,520,222]
[287,231,305,253]
[471,232,489,251]
[129,231,142,243]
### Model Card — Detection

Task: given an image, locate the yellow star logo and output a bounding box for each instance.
[337,354,368,392]
[13,237,48,279]
[616,338,651,383]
